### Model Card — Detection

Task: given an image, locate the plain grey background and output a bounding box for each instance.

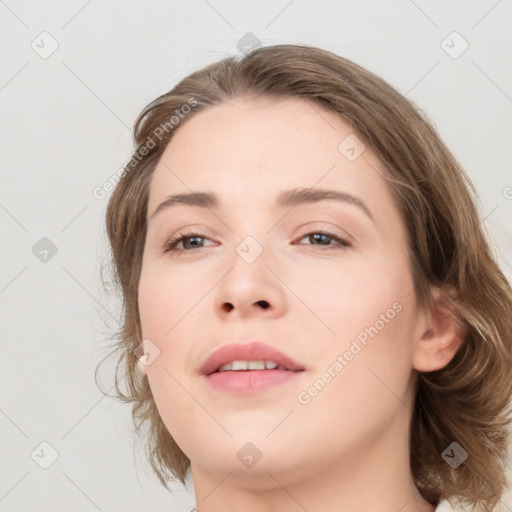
[1,1,511,511]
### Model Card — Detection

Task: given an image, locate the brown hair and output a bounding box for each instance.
[96,43,512,510]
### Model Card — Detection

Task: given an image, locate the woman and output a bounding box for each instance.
[98,44,512,511]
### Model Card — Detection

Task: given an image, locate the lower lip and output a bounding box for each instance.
[204,369,303,393]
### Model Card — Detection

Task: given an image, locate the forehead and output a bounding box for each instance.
[157,96,358,173]
[147,97,398,226]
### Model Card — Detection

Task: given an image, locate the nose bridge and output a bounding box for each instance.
[227,230,270,289]
[227,195,274,265]
[235,233,267,266]
[214,226,284,317]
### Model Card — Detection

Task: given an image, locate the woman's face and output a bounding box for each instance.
[138,97,427,486]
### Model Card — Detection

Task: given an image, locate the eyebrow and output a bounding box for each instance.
[149,187,374,222]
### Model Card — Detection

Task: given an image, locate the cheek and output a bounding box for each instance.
[137,270,197,449]
[138,264,205,340]
[298,253,417,393]
[292,254,407,342]
[144,362,199,462]
[137,265,209,393]
[296,298,417,443]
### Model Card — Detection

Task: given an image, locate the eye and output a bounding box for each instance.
[162,229,352,255]
[163,231,215,254]
[295,230,351,249]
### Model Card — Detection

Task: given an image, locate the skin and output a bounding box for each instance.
[137,97,464,512]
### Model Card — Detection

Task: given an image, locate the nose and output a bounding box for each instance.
[214,242,287,320]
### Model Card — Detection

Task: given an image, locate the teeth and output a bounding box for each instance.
[216,360,284,372]
[232,360,249,370]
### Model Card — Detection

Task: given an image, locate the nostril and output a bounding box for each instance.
[256,300,270,309]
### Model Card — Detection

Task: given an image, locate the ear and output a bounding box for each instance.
[412,286,466,372]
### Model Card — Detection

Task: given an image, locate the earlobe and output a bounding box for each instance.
[412,287,466,373]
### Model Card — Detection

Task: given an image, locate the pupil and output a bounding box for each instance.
[313,234,329,245]
[186,236,202,248]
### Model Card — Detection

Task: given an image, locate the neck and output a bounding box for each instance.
[190,410,436,512]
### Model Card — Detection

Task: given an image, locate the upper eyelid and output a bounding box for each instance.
[164,220,354,240]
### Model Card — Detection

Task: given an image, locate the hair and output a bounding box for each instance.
[96,43,512,510]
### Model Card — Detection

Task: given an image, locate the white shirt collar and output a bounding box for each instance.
[435,499,453,511]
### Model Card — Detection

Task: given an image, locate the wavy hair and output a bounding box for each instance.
[96,44,512,510]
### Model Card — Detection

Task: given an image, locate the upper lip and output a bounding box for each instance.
[199,341,305,376]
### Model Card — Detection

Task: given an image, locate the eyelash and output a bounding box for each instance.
[162,229,352,254]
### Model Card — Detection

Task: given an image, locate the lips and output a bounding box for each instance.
[199,341,304,376]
